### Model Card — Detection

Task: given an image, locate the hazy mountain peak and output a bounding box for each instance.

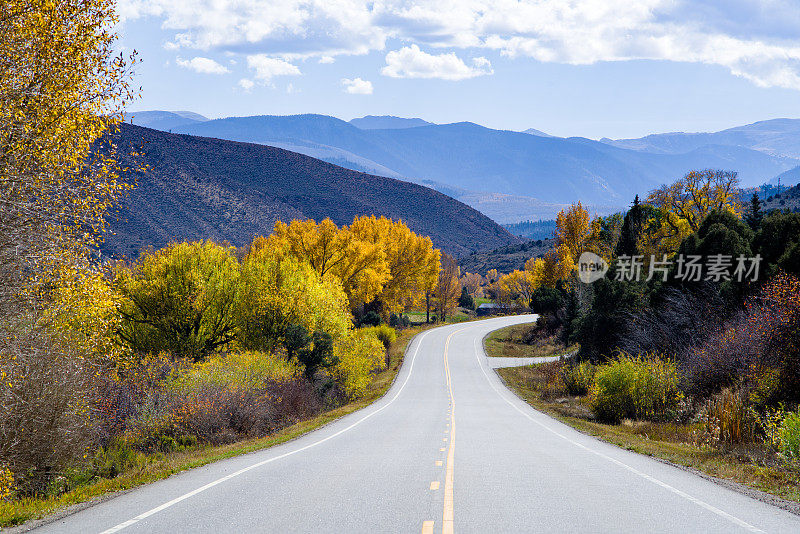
[523,128,554,138]
[349,115,433,130]
[124,110,209,131]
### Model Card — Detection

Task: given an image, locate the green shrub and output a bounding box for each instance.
[93,437,143,479]
[781,409,800,463]
[590,354,682,423]
[561,361,595,396]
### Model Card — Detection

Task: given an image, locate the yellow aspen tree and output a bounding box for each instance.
[263,218,390,309]
[555,201,591,262]
[348,215,440,315]
[0,0,137,310]
[641,170,741,257]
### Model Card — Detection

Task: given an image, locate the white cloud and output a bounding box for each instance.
[120,0,800,90]
[319,55,336,64]
[175,56,229,74]
[245,55,301,83]
[342,77,373,94]
[382,45,492,80]
[238,78,254,91]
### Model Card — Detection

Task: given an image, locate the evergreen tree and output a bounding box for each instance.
[745,193,763,230]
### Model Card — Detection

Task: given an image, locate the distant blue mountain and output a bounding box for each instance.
[349,115,433,129]
[124,110,209,131]
[172,114,797,215]
[602,118,800,159]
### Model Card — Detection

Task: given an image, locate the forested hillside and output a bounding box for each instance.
[104,124,518,257]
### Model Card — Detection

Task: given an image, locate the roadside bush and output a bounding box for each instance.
[590,354,682,423]
[168,351,320,442]
[697,388,757,448]
[781,409,800,463]
[331,329,386,399]
[93,437,144,479]
[0,318,96,496]
[361,325,396,350]
[561,361,595,396]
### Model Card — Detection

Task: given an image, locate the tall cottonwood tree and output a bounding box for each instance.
[434,253,461,321]
[349,215,440,316]
[265,218,390,309]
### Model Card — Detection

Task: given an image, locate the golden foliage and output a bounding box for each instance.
[331,329,386,399]
[237,243,351,351]
[0,0,136,308]
[642,170,741,257]
[349,215,440,315]
[264,218,390,309]
[555,201,591,262]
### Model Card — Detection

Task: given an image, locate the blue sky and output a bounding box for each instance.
[118,1,800,139]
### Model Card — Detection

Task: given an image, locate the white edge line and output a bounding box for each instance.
[98,328,434,534]
[473,335,766,534]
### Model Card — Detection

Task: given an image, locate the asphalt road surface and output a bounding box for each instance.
[34,315,800,533]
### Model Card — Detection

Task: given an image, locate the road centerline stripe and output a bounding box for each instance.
[442,326,468,534]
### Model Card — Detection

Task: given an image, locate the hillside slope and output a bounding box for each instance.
[103,124,518,257]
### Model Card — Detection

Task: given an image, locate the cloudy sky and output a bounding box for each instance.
[119,0,800,139]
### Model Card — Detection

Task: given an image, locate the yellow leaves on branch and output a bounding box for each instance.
[350,215,440,314]
[555,201,591,263]
[331,328,386,400]
[1,0,137,310]
[642,170,741,257]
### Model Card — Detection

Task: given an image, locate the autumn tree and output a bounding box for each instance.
[236,243,350,352]
[0,0,135,494]
[0,0,136,313]
[497,269,538,308]
[555,201,591,262]
[642,170,741,257]
[433,253,461,321]
[116,241,240,362]
[264,219,390,309]
[348,215,440,316]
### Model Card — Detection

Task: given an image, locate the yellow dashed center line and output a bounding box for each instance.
[430,481,440,490]
[442,327,463,534]
[422,520,435,534]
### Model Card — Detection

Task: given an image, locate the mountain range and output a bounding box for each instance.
[103,124,518,258]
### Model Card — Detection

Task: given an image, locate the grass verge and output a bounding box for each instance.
[496,363,800,505]
[484,323,575,358]
[0,324,432,528]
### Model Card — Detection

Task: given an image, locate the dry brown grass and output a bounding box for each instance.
[484,324,573,358]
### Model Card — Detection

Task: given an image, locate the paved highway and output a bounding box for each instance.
[35,316,800,533]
